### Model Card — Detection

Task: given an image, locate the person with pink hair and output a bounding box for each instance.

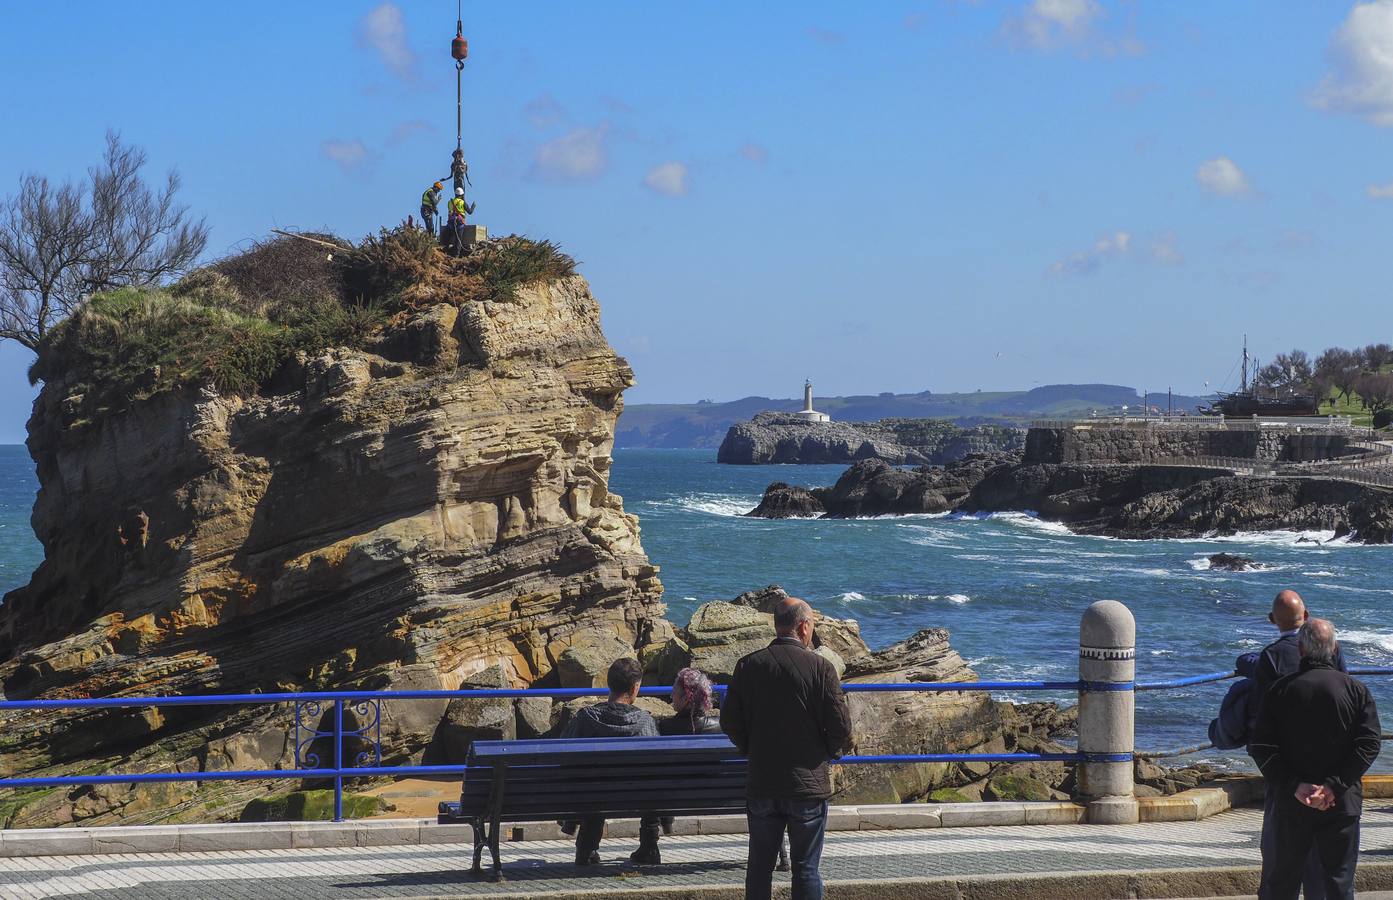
[659,667,722,736]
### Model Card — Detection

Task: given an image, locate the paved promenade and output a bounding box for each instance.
[4,806,1393,899]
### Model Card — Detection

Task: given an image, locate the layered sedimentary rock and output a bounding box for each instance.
[0,271,666,826]
[718,414,1024,466]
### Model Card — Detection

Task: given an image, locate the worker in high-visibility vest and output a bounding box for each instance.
[448,186,475,223]
[420,182,443,234]
[446,187,476,255]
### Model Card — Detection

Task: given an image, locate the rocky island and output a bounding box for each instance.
[0,231,1107,827]
[718,413,1024,466]
[748,420,1393,542]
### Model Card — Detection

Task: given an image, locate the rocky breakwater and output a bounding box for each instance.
[719,414,1024,466]
[0,234,670,827]
[966,464,1393,541]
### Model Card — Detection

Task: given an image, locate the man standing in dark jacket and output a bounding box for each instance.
[721,597,853,900]
[561,658,662,866]
[1244,590,1348,899]
[1250,619,1380,899]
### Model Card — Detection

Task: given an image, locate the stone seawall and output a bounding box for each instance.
[1024,424,1371,465]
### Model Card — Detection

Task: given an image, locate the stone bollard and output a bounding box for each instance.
[1077,599,1138,824]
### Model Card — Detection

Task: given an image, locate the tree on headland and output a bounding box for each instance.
[1356,372,1393,415]
[0,132,207,351]
[1364,343,1393,371]
[1255,349,1313,393]
[1314,347,1363,404]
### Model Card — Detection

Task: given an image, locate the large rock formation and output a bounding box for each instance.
[718,414,1024,466]
[747,455,1019,519]
[0,253,667,826]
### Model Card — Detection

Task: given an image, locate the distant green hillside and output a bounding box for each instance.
[617,384,1208,449]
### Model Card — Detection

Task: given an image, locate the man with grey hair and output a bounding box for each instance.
[1251,618,1380,899]
[722,596,853,900]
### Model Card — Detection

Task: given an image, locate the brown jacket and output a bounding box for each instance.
[720,637,854,800]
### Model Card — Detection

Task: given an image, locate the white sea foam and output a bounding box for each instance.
[666,494,761,517]
[944,593,972,604]
[836,591,867,602]
[1302,570,1338,578]
[1150,649,1177,656]
[1340,629,1393,654]
[1187,557,1213,571]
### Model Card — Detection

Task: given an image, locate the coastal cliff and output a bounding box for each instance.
[0,236,669,825]
[718,414,1024,465]
[0,234,1044,827]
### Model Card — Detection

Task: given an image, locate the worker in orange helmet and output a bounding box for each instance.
[420,182,444,235]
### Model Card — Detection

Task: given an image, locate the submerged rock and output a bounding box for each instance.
[1205,553,1263,572]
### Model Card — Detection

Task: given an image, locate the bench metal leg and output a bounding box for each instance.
[487,814,503,881]
[470,819,485,875]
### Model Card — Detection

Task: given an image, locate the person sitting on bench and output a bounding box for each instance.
[659,667,721,736]
[560,657,662,866]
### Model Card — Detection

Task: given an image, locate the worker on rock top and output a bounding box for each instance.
[420,182,444,235]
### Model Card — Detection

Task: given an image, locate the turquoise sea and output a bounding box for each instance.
[1,445,1389,767]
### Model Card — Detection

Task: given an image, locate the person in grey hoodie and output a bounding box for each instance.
[560,657,661,866]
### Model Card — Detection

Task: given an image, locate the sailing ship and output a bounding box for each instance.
[1201,337,1319,417]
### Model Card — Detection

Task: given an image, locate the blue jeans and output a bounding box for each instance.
[745,797,828,900]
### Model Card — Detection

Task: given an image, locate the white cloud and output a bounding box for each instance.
[1048,230,1132,276]
[740,143,769,164]
[642,161,690,197]
[531,125,610,182]
[1312,0,1393,126]
[1150,232,1183,265]
[1005,0,1099,48]
[357,3,417,82]
[322,140,368,171]
[1195,156,1252,197]
[1368,182,1393,199]
[1002,0,1143,56]
[524,95,566,129]
[386,120,432,145]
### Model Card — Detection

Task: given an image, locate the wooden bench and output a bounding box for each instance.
[438,734,748,879]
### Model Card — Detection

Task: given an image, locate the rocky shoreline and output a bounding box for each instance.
[747,455,1393,543]
[718,414,1024,466]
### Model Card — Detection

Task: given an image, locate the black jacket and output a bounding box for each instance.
[1250,659,1380,818]
[1245,633,1346,740]
[562,701,658,739]
[659,711,723,736]
[720,637,854,800]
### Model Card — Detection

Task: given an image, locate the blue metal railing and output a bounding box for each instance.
[2,666,1388,821]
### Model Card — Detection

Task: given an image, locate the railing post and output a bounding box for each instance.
[333,699,344,823]
[1078,600,1138,824]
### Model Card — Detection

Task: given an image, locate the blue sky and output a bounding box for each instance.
[2,1,1392,441]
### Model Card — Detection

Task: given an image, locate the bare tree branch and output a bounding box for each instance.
[0,132,208,355]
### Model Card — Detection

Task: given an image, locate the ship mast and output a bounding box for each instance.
[1240,334,1249,394]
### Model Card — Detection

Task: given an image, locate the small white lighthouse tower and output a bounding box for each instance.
[792,379,831,423]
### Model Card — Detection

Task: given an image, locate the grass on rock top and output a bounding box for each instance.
[29,230,576,422]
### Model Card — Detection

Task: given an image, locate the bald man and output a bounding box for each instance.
[721,597,853,900]
[1246,591,1348,900]
[1246,591,1347,738]
[1251,619,1379,899]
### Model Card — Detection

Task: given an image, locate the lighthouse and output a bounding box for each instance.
[792,380,831,423]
